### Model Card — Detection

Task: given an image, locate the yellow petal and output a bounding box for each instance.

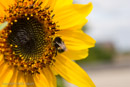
[41,0,73,10]
[54,0,73,10]
[6,68,35,87]
[0,0,16,17]
[16,71,27,87]
[0,3,6,17]
[24,73,35,87]
[43,0,56,10]
[40,0,49,8]
[53,54,95,87]
[57,29,96,50]
[57,30,95,51]
[0,0,15,9]
[56,26,95,60]
[0,63,14,87]
[33,70,50,87]
[8,69,18,87]
[42,67,56,87]
[62,49,89,60]
[53,2,93,29]
[0,54,3,62]
[64,37,91,50]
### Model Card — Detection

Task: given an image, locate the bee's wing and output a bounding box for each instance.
[56,42,66,51]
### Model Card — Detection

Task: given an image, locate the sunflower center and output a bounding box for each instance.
[0,0,60,74]
[7,17,45,61]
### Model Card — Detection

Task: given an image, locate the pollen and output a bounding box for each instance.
[0,0,60,74]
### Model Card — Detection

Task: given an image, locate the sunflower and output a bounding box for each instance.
[0,0,96,87]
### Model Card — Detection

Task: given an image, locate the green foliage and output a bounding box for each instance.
[76,45,113,64]
[57,75,65,87]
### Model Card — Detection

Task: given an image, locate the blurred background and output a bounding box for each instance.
[57,0,130,87]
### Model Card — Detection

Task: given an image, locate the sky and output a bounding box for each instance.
[74,0,130,52]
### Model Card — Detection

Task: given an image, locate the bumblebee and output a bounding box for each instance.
[53,37,66,53]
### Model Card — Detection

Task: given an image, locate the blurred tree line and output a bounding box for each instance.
[76,44,115,64]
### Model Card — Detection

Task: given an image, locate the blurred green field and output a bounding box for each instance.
[76,44,114,64]
[57,75,65,87]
